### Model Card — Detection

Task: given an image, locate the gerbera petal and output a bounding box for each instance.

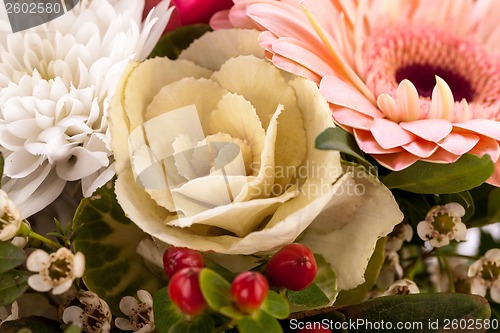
[373,151,420,171]
[354,129,404,154]
[397,79,422,122]
[332,108,373,131]
[402,140,439,158]
[271,53,322,84]
[370,118,416,149]
[320,75,383,118]
[425,148,461,163]
[271,37,335,79]
[428,76,455,121]
[437,132,480,155]
[468,136,500,162]
[487,159,500,186]
[400,119,453,142]
[454,119,500,141]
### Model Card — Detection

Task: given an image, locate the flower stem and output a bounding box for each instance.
[17,221,62,249]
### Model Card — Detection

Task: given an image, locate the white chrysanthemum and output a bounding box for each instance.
[0,0,173,218]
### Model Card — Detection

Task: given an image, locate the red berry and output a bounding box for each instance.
[168,267,206,316]
[163,247,204,278]
[266,243,317,291]
[231,272,268,313]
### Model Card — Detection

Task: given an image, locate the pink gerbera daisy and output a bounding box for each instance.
[214,0,500,186]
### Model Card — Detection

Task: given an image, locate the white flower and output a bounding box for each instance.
[62,290,112,333]
[386,222,413,252]
[468,248,500,303]
[376,251,404,290]
[0,189,22,241]
[0,0,173,218]
[0,301,18,326]
[417,203,467,247]
[27,247,85,295]
[115,290,154,333]
[111,28,403,291]
[383,279,420,296]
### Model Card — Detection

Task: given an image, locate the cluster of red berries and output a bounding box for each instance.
[164,243,318,317]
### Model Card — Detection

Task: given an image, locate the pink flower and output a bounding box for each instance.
[145,0,234,33]
[218,0,500,186]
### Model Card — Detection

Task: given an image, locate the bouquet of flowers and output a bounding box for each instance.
[0,1,499,332]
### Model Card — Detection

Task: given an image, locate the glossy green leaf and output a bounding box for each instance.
[467,184,499,228]
[148,24,212,60]
[169,313,214,333]
[300,293,491,333]
[72,183,164,315]
[0,269,29,306]
[382,154,494,194]
[199,268,231,311]
[0,241,26,274]
[0,316,62,333]
[334,238,386,306]
[237,310,283,333]
[261,290,289,319]
[153,287,183,333]
[315,127,364,160]
[286,283,330,309]
[487,188,500,222]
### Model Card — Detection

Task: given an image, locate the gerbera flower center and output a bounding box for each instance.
[362,25,500,122]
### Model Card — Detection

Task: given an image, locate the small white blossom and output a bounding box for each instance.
[0,301,18,326]
[383,279,420,296]
[27,247,85,295]
[468,248,500,303]
[417,203,467,247]
[386,222,413,252]
[115,290,154,333]
[0,190,22,241]
[62,290,112,333]
[376,252,404,289]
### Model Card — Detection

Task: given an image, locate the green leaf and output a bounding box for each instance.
[148,24,212,60]
[467,184,499,228]
[261,290,289,319]
[286,283,330,309]
[0,241,26,274]
[237,310,283,333]
[169,313,214,333]
[72,182,164,315]
[382,154,494,194]
[153,287,183,333]
[63,325,82,333]
[300,293,491,333]
[487,188,500,222]
[334,238,386,306]
[315,127,372,168]
[0,316,62,333]
[0,269,29,306]
[313,254,338,303]
[199,268,231,311]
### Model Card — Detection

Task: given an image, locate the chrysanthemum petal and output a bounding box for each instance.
[400,119,453,142]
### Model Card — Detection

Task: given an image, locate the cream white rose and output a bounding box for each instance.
[110,29,403,290]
